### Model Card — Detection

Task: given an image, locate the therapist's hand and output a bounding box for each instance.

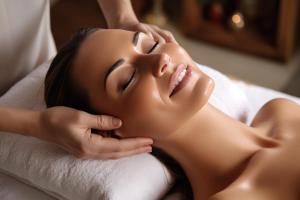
[118,22,178,44]
[97,0,177,44]
[35,107,153,159]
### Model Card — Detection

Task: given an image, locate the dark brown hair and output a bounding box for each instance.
[44,28,193,199]
[44,27,98,114]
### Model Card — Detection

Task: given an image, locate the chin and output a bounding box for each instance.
[187,71,214,116]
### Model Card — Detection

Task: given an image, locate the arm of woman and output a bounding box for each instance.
[97,0,177,43]
[0,106,37,137]
[0,106,152,159]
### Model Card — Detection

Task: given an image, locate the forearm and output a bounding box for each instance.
[0,107,39,137]
[97,0,139,28]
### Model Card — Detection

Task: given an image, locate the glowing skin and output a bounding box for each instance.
[72,29,213,140]
[72,29,300,200]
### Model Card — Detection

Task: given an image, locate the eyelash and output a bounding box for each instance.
[122,41,158,91]
[121,69,136,91]
[147,41,159,54]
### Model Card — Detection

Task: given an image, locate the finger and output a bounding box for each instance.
[151,26,178,44]
[149,30,165,44]
[97,146,152,160]
[146,31,155,40]
[82,114,122,130]
[129,23,152,39]
[162,31,177,44]
[139,25,154,39]
[89,134,153,153]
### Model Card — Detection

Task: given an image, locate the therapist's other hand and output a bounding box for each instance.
[36,107,153,159]
[98,0,177,43]
[119,22,178,44]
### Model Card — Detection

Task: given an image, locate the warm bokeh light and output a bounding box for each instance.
[232,13,241,24]
[230,12,245,29]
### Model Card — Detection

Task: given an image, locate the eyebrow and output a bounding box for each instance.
[104,32,140,89]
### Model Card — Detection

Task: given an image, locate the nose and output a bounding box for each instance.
[135,53,170,77]
[152,53,170,77]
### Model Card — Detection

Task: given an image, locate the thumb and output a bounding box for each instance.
[138,24,154,40]
[83,114,122,130]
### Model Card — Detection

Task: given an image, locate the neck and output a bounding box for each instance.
[154,103,265,199]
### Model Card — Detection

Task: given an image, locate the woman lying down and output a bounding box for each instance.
[44,28,300,200]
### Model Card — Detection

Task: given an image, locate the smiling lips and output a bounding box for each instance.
[169,64,192,97]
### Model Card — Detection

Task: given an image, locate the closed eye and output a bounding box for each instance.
[147,41,159,54]
[120,41,158,91]
[120,69,136,91]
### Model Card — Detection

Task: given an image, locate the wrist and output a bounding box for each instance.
[98,0,139,29]
[108,14,139,29]
[26,110,42,138]
[0,107,41,138]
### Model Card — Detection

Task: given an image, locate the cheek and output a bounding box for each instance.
[116,78,176,138]
[117,81,191,139]
[118,79,160,136]
[162,44,194,64]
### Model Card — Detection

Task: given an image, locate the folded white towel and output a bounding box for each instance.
[1,60,287,200]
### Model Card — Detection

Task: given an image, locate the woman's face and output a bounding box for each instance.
[72,29,214,139]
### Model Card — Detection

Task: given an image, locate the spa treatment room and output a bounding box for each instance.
[0,0,300,199]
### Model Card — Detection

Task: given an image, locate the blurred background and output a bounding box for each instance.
[50,0,300,97]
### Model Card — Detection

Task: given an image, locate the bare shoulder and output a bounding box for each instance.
[258,98,300,117]
[251,98,300,127]
[209,188,269,200]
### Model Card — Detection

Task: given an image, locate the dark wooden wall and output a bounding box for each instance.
[50,0,107,49]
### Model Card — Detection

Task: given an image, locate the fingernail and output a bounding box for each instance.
[144,139,153,145]
[113,118,122,127]
[145,146,152,153]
